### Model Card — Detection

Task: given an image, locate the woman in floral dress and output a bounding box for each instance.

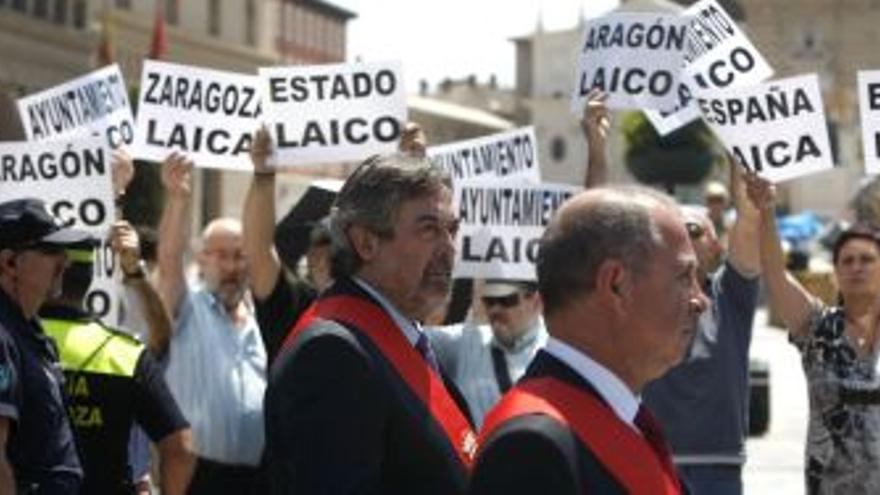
[747,173,880,494]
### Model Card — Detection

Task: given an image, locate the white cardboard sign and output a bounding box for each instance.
[427,127,541,184]
[571,13,689,113]
[0,136,120,323]
[858,71,880,175]
[132,60,262,170]
[645,0,774,136]
[17,64,135,149]
[454,181,581,280]
[696,74,833,183]
[259,61,407,167]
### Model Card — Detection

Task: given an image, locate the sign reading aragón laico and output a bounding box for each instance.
[571,12,689,113]
[0,136,120,323]
[17,64,135,150]
[259,61,407,167]
[696,74,833,183]
[427,127,541,184]
[133,60,262,170]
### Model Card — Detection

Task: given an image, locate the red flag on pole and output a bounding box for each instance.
[95,9,114,66]
[148,1,168,60]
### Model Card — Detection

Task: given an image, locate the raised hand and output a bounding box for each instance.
[399,121,427,158]
[581,88,610,143]
[160,152,194,199]
[250,126,274,175]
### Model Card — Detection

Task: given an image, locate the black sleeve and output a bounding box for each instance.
[265,324,387,494]
[131,349,189,442]
[255,272,317,363]
[0,329,20,422]
[469,417,580,495]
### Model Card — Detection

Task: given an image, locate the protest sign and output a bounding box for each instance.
[132,60,262,170]
[696,74,833,183]
[571,12,689,113]
[857,71,880,175]
[453,181,581,280]
[645,0,774,136]
[0,136,120,323]
[259,61,406,167]
[427,127,541,184]
[17,64,135,149]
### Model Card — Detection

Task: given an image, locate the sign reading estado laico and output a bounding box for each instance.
[453,181,581,280]
[259,61,406,167]
[571,12,689,113]
[132,60,262,170]
[645,0,774,136]
[0,136,120,324]
[17,64,135,150]
[696,74,834,183]
[857,71,880,175]
[427,127,541,184]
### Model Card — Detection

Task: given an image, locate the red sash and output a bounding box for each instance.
[282,295,477,470]
[478,377,682,495]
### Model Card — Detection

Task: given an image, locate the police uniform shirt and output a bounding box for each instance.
[40,305,189,494]
[0,289,83,493]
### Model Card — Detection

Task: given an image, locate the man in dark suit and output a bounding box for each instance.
[265,153,475,494]
[469,186,710,495]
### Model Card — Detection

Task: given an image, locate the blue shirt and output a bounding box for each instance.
[0,289,82,493]
[429,318,547,427]
[164,286,266,465]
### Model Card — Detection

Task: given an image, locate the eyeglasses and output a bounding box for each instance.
[482,293,522,309]
[685,222,705,240]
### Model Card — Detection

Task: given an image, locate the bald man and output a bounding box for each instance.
[157,153,266,495]
[470,186,709,494]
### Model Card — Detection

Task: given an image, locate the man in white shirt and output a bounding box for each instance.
[429,280,547,427]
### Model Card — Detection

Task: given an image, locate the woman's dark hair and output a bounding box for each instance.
[832,224,880,265]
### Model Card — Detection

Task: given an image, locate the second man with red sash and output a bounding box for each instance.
[264,152,475,494]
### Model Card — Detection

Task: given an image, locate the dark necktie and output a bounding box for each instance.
[490,346,513,393]
[635,405,681,489]
[415,332,440,374]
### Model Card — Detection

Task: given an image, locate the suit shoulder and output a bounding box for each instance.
[271,318,375,379]
[471,414,625,495]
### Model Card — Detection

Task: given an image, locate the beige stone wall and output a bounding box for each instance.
[739,0,880,216]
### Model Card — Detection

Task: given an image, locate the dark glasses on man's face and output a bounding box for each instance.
[482,293,521,309]
[685,222,705,240]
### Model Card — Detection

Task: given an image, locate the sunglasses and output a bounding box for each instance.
[482,293,522,309]
[685,222,705,240]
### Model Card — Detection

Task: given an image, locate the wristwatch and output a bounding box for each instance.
[123,260,148,280]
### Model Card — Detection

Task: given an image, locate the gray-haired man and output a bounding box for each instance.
[265,153,475,494]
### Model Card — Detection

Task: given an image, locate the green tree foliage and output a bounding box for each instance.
[621,111,721,193]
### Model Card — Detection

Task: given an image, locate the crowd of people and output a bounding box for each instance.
[0,89,877,495]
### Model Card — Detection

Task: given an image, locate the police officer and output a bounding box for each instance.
[0,197,92,494]
[39,234,195,494]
